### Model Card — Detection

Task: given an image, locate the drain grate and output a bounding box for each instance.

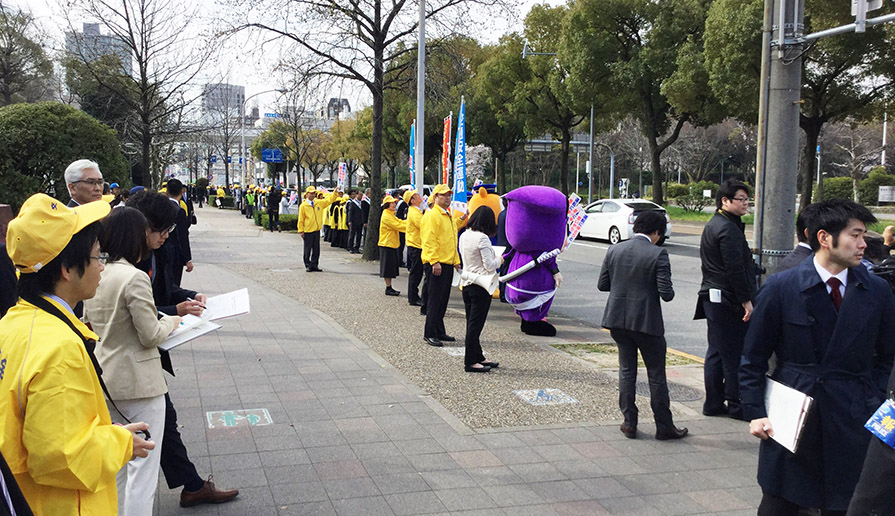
[635,380,703,402]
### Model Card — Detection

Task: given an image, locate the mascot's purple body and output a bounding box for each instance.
[503,185,567,336]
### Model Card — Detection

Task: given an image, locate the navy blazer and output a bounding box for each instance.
[740,257,895,510]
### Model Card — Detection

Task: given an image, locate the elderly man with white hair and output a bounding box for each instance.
[65,159,104,207]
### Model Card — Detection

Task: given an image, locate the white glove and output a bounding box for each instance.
[553,272,563,289]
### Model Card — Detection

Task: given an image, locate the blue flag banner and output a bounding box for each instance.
[451,98,467,212]
[409,120,416,187]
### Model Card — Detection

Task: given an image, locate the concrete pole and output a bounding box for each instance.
[414,0,426,196]
[816,145,823,201]
[883,111,888,166]
[756,0,804,277]
[587,103,594,203]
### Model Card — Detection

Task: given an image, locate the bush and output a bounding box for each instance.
[815,176,854,202]
[666,183,688,198]
[675,180,718,212]
[217,195,235,208]
[255,212,298,230]
[858,168,895,205]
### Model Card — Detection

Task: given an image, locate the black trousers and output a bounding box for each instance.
[303,231,320,269]
[424,263,453,339]
[703,299,749,419]
[268,210,279,231]
[462,284,491,366]
[398,233,406,266]
[758,492,845,516]
[348,224,363,252]
[407,246,423,304]
[610,328,674,432]
[160,393,204,491]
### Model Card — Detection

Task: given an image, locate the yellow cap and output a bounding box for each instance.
[402,190,416,205]
[431,184,452,197]
[7,193,111,273]
[304,186,317,194]
[382,195,398,205]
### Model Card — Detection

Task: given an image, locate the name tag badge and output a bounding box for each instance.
[865,399,895,449]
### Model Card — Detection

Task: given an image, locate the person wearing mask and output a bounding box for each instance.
[695,179,757,420]
[64,159,104,207]
[126,191,238,508]
[298,186,339,272]
[458,206,502,373]
[741,199,895,515]
[0,193,153,515]
[379,195,407,296]
[598,210,687,441]
[83,207,182,516]
[421,184,461,347]
[404,190,425,307]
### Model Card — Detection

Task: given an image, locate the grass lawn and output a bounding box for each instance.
[664,205,755,225]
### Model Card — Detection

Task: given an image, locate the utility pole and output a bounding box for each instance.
[816,145,823,201]
[414,0,426,196]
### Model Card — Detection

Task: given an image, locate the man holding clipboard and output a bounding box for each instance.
[740,199,895,515]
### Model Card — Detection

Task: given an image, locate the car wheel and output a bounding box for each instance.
[609,226,621,245]
[657,236,667,246]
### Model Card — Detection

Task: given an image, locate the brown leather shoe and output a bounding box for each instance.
[620,423,637,439]
[180,476,239,507]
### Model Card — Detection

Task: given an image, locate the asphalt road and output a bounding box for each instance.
[550,227,713,359]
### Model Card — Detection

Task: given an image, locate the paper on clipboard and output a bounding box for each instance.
[160,315,221,351]
[203,288,250,321]
[765,377,814,453]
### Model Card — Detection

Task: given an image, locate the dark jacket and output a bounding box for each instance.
[362,198,370,223]
[778,244,812,272]
[740,258,895,510]
[346,199,365,226]
[0,245,16,317]
[267,189,280,211]
[395,200,408,220]
[696,209,756,315]
[848,361,895,515]
[598,236,674,336]
[172,199,192,266]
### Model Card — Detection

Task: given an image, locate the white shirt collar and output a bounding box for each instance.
[798,242,811,250]
[633,233,652,243]
[813,256,848,292]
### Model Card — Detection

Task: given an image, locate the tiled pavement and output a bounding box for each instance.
[152,209,760,515]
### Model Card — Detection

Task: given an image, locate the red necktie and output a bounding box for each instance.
[827,277,843,311]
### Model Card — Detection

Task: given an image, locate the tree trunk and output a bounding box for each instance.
[363,28,385,261]
[648,136,663,205]
[560,129,571,195]
[800,119,822,208]
[497,152,507,194]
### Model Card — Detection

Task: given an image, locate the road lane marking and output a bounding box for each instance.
[667,348,705,364]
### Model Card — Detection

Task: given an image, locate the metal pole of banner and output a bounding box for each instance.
[414,0,426,196]
[588,104,594,203]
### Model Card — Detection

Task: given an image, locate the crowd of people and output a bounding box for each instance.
[5,160,895,515]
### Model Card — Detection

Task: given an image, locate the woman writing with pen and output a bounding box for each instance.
[83,207,182,516]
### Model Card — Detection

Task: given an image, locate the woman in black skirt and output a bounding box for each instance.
[378,195,406,296]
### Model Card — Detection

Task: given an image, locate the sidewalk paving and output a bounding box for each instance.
[153,206,761,515]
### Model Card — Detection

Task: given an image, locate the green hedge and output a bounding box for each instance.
[254,211,298,230]
[675,180,719,212]
[858,168,895,205]
[815,177,853,202]
[214,195,235,208]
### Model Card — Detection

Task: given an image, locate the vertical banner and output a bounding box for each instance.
[409,120,416,187]
[451,98,467,212]
[337,162,347,191]
[441,113,452,185]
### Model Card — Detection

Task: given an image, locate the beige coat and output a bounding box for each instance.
[84,258,178,400]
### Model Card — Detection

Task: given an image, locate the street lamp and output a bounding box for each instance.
[241,88,289,186]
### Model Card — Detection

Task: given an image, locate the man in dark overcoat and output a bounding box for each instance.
[740,199,895,515]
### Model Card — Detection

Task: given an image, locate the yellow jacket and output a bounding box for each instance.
[298,191,338,233]
[379,209,407,248]
[421,206,460,265]
[338,203,349,231]
[216,187,225,197]
[322,205,331,227]
[405,206,424,249]
[0,297,133,516]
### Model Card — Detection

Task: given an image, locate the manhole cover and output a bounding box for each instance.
[635,381,703,402]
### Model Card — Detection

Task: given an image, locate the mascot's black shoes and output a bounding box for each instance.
[521,319,557,337]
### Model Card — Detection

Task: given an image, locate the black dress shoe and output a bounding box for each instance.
[310,267,323,272]
[480,361,499,368]
[439,335,456,342]
[424,337,443,347]
[305,267,312,272]
[420,307,427,316]
[465,364,491,373]
[409,300,422,306]
[702,406,728,417]
[620,423,637,439]
[655,426,689,441]
[385,287,401,296]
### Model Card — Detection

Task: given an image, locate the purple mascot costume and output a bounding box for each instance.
[503,185,567,336]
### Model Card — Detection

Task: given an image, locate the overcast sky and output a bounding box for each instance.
[19,0,560,114]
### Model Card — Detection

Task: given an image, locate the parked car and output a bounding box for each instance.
[579,199,671,245]
[398,184,434,198]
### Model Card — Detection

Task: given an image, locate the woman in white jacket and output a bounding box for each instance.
[84,207,181,516]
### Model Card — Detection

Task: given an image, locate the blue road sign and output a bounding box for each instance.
[209,155,217,163]
[264,113,280,118]
[227,156,232,164]
[262,148,283,163]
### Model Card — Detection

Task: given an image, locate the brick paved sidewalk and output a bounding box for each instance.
[152,206,760,515]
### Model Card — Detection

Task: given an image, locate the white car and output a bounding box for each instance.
[579,199,672,245]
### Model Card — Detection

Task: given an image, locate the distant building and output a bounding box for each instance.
[65,23,132,76]
[319,98,351,120]
[202,83,245,113]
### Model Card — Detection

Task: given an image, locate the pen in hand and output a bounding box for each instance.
[187,297,206,309]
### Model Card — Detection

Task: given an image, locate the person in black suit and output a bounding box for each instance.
[267,187,281,232]
[695,179,757,420]
[165,179,193,286]
[346,190,365,253]
[778,205,815,272]
[598,210,688,441]
[395,189,409,267]
[741,199,895,515]
[64,159,104,207]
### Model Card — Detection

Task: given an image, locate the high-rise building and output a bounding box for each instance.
[65,23,133,76]
[202,83,245,113]
[319,98,351,120]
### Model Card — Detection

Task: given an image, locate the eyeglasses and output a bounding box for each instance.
[90,253,110,265]
[731,197,750,202]
[152,224,176,236]
[72,179,104,187]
